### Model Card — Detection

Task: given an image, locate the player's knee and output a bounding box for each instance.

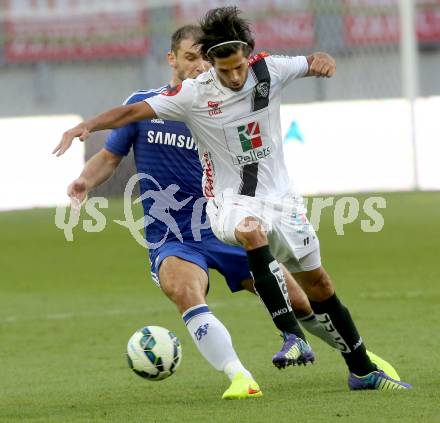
[308,268,334,301]
[234,217,267,250]
[162,281,205,313]
[159,259,207,312]
[172,283,198,304]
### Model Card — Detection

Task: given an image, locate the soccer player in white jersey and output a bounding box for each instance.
[54,8,411,391]
[61,25,356,399]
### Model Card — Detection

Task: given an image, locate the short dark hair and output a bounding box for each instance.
[198,7,255,61]
[170,25,203,54]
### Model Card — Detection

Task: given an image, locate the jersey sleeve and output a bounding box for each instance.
[269,55,309,87]
[104,91,153,156]
[145,80,195,123]
[104,124,137,157]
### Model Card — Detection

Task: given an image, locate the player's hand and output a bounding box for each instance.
[52,123,91,157]
[307,52,336,78]
[67,177,89,213]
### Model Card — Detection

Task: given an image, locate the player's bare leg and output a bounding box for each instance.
[293,265,411,390]
[235,217,314,368]
[159,256,262,398]
[159,256,208,313]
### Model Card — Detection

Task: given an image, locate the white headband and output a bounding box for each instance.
[206,40,248,55]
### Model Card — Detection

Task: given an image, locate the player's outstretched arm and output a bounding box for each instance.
[306,52,336,78]
[53,101,156,156]
[67,149,123,211]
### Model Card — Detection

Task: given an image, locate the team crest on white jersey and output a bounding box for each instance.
[256,82,269,98]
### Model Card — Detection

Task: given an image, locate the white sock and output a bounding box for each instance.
[299,313,340,349]
[182,304,252,381]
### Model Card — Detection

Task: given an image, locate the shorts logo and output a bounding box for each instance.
[256,82,269,98]
[224,112,272,165]
[237,121,262,152]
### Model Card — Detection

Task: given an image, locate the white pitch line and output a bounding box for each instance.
[47,313,74,319]
[0,301,230,325]
[0,309,150,325]
[360,290,436,299]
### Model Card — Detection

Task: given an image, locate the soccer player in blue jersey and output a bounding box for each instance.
[59,22,403,395]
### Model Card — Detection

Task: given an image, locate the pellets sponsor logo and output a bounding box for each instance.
[234,146,271,165]
[229,120,272,165]
[237,121,262,152]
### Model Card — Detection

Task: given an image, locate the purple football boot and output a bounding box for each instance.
[349,370,412,390]
[272,333,315,369]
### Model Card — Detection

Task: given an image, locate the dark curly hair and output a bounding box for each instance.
[198,7,255,61]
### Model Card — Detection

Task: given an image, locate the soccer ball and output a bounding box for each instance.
[127,325,182,381]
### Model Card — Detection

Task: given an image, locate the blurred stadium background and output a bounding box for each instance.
[1,0,439,201]
[1,1,439,422]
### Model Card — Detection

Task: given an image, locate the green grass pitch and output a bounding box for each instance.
[1,192,439,422]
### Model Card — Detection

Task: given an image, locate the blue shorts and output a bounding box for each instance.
[149,233,251,293]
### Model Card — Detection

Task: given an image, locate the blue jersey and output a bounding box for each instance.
[105,87,211,247]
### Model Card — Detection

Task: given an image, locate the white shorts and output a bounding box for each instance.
[206,192,321,274]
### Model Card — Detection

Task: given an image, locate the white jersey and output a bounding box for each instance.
[145,53,308,200]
